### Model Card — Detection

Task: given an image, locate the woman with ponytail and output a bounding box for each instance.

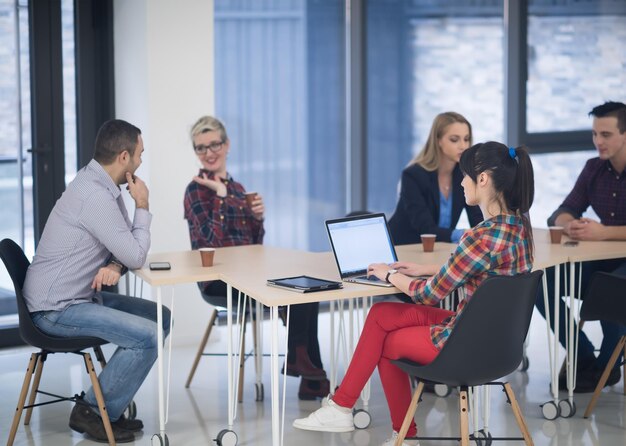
[293,141,535,446]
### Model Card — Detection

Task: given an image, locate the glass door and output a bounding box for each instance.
[0,0,32,330]
[0,0,77,346]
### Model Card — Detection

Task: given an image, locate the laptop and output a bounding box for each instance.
[325,213,398,287]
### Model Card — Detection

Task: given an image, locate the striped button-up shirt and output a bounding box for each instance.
[408,214,533,349]
[23,160,152,312]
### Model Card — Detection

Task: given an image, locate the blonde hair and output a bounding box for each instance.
[410,112,472,171]
[190,116,228,145]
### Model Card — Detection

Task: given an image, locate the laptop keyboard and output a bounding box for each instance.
[355,275,383,282]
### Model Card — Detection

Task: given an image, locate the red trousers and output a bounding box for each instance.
[332,302,453,437]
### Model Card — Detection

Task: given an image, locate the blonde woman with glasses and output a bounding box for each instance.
[183,116,329,400]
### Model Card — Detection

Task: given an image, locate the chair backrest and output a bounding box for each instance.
[416,270,543,387]
[0,238,106,351]
[581,271,626,326]
[0,239,36,343]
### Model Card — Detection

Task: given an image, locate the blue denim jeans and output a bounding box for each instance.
[31,292,171,421]
[535,258,626,370]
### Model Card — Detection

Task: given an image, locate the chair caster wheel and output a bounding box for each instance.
[124,400,137,420]
[558,399,576,418]
[255,382,264,401]
[352,408,371,429]
[475,428,493,446]
[215,429,238,446]
[151,433,169,446]
[541,400,560,420]
[434,384,452,397]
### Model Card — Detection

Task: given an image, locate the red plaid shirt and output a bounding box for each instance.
[408,214,533,349]
[183,170,264,250]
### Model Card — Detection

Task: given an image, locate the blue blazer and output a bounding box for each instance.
[388,163,483,245]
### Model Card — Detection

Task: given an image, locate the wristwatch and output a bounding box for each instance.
[385,269,398,283]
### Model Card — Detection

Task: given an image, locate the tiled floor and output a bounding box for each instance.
[0,308,624,446]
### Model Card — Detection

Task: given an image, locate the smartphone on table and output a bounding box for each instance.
[149,262,171,270]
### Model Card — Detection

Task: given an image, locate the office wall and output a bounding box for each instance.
[114,0,215,346]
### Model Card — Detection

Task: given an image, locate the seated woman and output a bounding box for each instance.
[293,141,535,446]
[388,112,483,245]
[184,116,328,399]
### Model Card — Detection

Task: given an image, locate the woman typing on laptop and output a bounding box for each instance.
[293,141,535,446]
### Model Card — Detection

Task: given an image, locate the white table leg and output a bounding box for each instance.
[270,305,281,446]
[156,286,165,437]
[227,284,234,427]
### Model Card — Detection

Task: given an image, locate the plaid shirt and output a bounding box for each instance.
[548,157,626,226]
[183,170,264,250]
[408,214,533,349]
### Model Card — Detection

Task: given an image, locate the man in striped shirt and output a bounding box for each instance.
[23,119,170,443]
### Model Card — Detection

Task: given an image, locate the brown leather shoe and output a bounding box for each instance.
[284,345,327,380]
[69,403,135,443]
[113,414,144,432]
[298,378,330,400]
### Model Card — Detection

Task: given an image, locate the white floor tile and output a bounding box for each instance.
[1,309,624,446]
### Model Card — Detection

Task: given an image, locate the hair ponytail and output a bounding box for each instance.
[459,141,535,257]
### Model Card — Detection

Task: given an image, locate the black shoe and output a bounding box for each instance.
[605,367,622,387]
[69,403,135,443]
[574,367,622,394]
[557,357,597,391]
[113,414,144,432]
[298,378,330,400]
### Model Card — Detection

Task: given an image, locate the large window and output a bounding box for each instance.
[214,0,346,251]
[215,0,625,249]
[366,0,504,219]
[527,2,626,133]
[0,0,79,346]
[0,0,32,289]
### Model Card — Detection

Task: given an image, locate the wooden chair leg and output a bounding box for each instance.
[503,382,534,446]
[185,308,218,388]
[237,312,248,403]
[584,336,626,418]
[459,387,470,446]
[395,381,424,446]
[7,353,39,446]
[93,345,108,370]
[24,353,46,425]
[84,352,116,446]
[252,312,259,375]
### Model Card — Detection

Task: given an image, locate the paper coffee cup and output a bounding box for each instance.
[199,248,215,267]
[245,192,258,207]
[549,226,563,244]
[420,234,436,252]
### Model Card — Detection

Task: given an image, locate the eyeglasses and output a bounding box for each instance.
[193,141,225,155]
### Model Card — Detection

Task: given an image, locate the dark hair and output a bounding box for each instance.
[94,119,142,165]
[589,101,626,133]
[459,141,534,256]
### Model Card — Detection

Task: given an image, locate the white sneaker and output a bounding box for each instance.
[292,399,354,432]
[381,431,420,446]
[320,393,331,407]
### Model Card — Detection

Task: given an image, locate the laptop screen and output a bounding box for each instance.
[325,213,398,278]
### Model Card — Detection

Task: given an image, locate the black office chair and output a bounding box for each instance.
[391,271,543,446]
[580,271,626,418]
[0,238,117,446]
